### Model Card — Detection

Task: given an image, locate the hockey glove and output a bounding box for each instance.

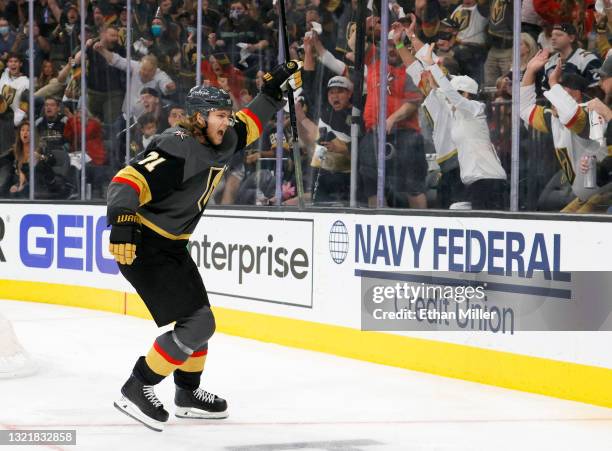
[108,209,141,265]
[261,60,303,101]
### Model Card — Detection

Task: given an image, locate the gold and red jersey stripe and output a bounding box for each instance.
[564,107,588,135]
[111,166,153,206]
[236,107,264,146]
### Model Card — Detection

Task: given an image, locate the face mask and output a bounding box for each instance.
[0,27,9,36]
[151,24,162,37]
[229,10,243,21]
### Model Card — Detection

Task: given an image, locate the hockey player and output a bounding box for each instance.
[521,49,609,213]
[107,61,301,431]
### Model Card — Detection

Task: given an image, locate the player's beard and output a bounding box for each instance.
[205,125,225,146]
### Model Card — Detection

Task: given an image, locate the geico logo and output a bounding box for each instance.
[189,234,309,284]
[19,214,118,274]
[0,216,5,262]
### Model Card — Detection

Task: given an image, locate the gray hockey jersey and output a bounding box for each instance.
[107,93,281,239]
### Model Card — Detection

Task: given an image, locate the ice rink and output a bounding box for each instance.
[1,299,612,451]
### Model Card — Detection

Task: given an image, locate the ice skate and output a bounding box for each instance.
[114,376,169,432]
[174,386,228,419]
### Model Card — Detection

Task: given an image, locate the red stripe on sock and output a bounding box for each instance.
[191,350,208,357]
[112,176,141,195]
[153,341,184,365]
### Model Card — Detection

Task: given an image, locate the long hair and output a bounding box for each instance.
[201,55,245,99]
[37,60,58,89]
[12,121,30,165]
[176,115,204,141]
[520,33,538,69]
[12,121,41,167]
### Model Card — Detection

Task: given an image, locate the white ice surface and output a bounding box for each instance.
[1,299,612,451]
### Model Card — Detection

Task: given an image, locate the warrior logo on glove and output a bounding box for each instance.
[260,60,303,100]
[108,208,141,265]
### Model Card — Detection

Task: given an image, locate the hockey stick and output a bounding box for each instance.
[278,0,305,209]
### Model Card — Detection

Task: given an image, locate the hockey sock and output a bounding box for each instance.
[174,343,208,390]
[140,331,191,382]
[132,356,165,385]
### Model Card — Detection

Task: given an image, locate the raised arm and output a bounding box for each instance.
[522,49,550,87]
[520,49,553,133]
[303,33,316,71]
[46,0,63,24]
[249,39,269,52]
[420,46,481,118]
[233,61,301,149]
[392,19,416,68]
[155,68,176,95]
[93,41,117,65]
[57,58,73,83]
[312,32,347,76]
[544,59,590,138]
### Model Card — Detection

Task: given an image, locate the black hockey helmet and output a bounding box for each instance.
[185,85,233,116]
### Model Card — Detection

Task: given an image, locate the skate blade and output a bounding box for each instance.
[114,396,165,432]
[175,407,229,419]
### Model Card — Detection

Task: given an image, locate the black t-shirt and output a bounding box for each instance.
[312,104,355,174]
[35,115,67,153]
[86,44,126,92]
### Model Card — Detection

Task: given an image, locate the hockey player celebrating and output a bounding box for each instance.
[106,61,301,431]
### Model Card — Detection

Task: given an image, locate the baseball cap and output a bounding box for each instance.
[140,87,160,97]
[597,55,612,78]
[560,73,588,92]
[450,75,479,94]
[327,76,353,91]
[553,23,577,36]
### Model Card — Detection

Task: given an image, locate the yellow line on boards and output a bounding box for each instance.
[0,279,611,408]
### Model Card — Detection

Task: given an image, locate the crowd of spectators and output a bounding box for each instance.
[0,0,609,213]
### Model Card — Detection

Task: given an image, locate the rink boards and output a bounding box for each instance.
[1,203,612,408]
